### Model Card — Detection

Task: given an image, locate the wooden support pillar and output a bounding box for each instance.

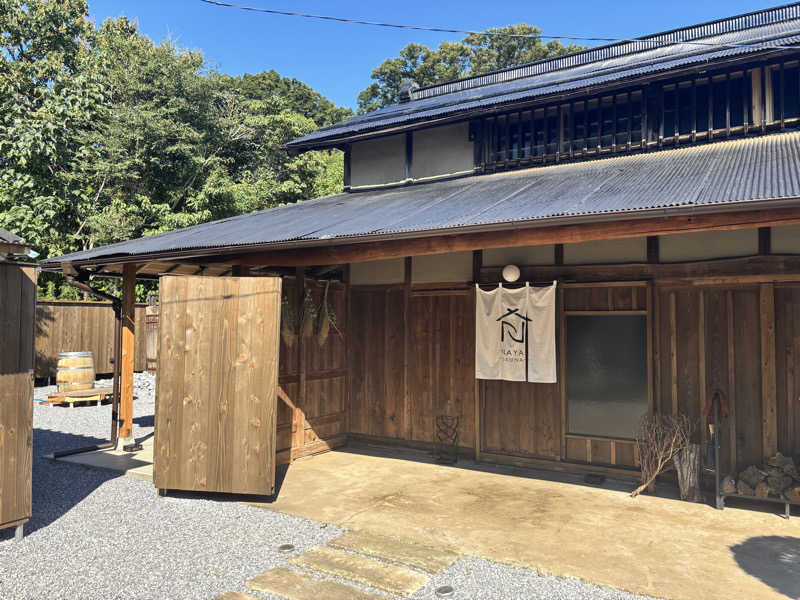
[760,282,778,459]
[293,267,306,457]
[120,263,138,442]
[403,257,412,440]
[472,250,482,461]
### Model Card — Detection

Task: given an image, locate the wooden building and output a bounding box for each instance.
[0,228,35,539]
[40,5,800,494]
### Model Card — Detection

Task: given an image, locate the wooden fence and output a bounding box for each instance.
[35,301,147,378]
[0,262,35,533]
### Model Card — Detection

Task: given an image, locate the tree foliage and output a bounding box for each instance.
[0,1,351,298]
[357,25,585,113]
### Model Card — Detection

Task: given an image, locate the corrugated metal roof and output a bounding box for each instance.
[41,131,800,268]
[0,227,25,245]
[287,4,800,150]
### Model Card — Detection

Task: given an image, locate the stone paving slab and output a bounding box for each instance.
[289,546,429,596]
[56,435,154,481]
[246,567,384,600]
[330,529,458,573]
[214,592,260,600]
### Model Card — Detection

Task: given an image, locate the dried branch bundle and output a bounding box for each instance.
[631,413,693,498]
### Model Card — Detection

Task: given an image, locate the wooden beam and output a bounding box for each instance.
[482,255,800,286]
[647,236,660,263]
[759,227,771,255]
[294,267,306,458]
[403,257,412,440]
[119,263,137,441]
[343,144,351,191]
[727,290,738,471]
[472,250,481,460]
[698,290,707,449]
[234,206,800,267]
[669,291,678,416]
[760,282,778,459]
[405,132,413,182]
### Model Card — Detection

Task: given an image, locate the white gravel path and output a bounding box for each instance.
[0,373,654,600]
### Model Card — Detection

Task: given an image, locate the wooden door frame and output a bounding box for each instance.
[558,281,653,467]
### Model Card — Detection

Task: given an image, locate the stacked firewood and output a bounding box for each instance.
[720,453,800,502]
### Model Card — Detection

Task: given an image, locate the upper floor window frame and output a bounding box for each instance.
[475,57,800,173]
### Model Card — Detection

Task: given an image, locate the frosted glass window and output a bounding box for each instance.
[566,315,648,439]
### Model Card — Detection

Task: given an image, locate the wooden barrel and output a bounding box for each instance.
[56,351,95,392]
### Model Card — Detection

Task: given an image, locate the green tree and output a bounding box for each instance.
[0,4,350,299]
[0,0,106,257]
[357,25,585,113]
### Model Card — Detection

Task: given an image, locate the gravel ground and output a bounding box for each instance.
[0,373,653,600]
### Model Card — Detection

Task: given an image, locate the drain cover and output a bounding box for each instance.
[278,544,295,553]
[435,585,455,598]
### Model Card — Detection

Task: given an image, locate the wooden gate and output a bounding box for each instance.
[154,275,281,496]
[0,262,35,534]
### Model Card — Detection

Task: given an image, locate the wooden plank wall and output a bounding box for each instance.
[0,263,35,531]
[276,277,347,464]
[153,276,281,495]
[346,272,800,478]
[35,301,147,377]
[654,285,771,474]
[349,286,476,452]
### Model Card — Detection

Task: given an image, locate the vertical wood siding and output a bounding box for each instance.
[0,263,35,530]
[276,278,347,463]
[154,276,280,495]
[35,301,147,377]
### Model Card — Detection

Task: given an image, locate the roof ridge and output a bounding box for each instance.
[412,2,800,101]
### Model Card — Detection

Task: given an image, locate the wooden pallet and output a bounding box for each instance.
[41,386,114,408]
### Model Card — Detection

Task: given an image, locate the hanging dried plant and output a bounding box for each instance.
[316,282,331,347]
[300,287,316,338]
[280,296,297,348]
[315,281,344,347]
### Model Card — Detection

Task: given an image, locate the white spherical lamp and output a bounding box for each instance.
[502,264,520,283]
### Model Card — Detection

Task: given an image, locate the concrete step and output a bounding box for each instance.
[289,546,429,596]
[330,530,459,573]
[214,592,259,600]
[245,567,383,600]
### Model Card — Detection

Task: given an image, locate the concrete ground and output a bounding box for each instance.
[249,445,800,600]
[58,425,800,600]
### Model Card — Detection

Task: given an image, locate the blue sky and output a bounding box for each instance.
[89,1,787,109]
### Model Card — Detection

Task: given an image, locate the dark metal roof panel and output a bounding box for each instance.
[0,227,25,245]
[288,21,800,148]
[41,131,800,267]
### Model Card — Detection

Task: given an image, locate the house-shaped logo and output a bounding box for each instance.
[496,308,531,344]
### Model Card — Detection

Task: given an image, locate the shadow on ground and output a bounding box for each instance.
[731,536,800,599]
[0,428,119,542]
[133,414,154,428]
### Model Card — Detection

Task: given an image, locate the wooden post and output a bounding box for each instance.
[727,290,738,470]
[293,267,306,458]
[472,251,481,460]
[403,257,412,440]
[698,290,707,449]
[760,283,778,459]
[120,263,138,442]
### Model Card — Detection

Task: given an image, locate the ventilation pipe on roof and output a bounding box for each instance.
[398,81,419,103]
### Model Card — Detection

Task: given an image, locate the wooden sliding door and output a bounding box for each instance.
[154,275,281,495]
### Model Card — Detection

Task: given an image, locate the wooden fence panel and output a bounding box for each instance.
[349,288,405,439]
[0,263,35,532]
[775,285,800,461]
[35,301,147,378]
[154,275,281,495]
[656,285,763,474]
